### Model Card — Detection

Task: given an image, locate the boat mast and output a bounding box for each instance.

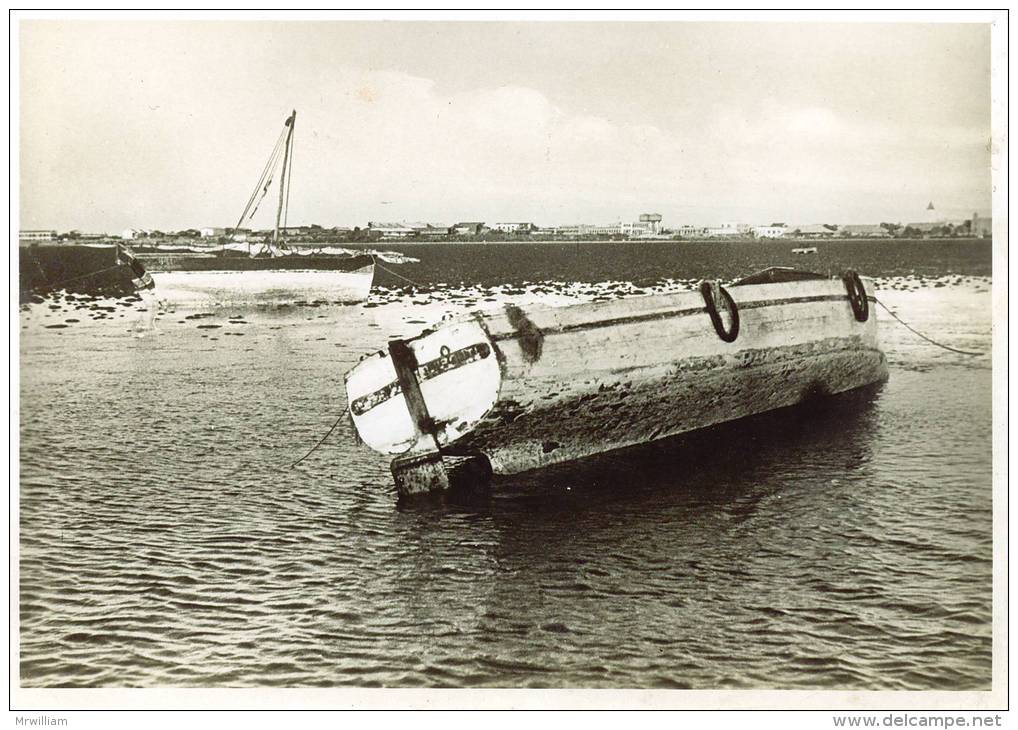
[273,110,296,247]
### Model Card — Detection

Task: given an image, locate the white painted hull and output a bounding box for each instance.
[345,273,888,489]
[152,264,375,306]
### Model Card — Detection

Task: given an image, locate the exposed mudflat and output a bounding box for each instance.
[19,240,993,689]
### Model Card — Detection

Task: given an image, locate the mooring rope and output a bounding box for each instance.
[291,412,347,468]
[875,298,983,357]
[30,263,125,293]
[373,258,425,288]
[291,258,424,468]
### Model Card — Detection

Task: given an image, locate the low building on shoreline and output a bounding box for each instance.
[451,222,488,236]
[793,224,838,239]
[971,212,992,238]
[19,229,57,244]
[704,222,751,238]
[368,222,416,239]
[753,224,788,238]
[491,222,537,234]
[553,221,656,238]
[841,224,892,238]
[673,225,709,238]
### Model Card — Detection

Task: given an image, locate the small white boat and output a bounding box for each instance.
[344,267,888,499]
[135,110,376,301]
[792,246,819,254]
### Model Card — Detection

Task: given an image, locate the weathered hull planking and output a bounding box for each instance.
[344,272,889,497]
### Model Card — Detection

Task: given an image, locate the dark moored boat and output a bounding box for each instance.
[19,243,154,302]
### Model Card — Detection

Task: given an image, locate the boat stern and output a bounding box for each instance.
[344,317,503,458]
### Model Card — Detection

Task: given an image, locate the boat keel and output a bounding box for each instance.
[391,452,493,501]
[391,451,450,498]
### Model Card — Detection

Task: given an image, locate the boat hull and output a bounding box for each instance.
[344,274,888,494]
[19,245,376,305]
[459,333,884,475]
[153,264,375,306]
[19,245,136,300]
[132,251,376,304]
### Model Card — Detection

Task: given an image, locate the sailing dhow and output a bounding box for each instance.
[20,111,381,304]
[129,110,375,303]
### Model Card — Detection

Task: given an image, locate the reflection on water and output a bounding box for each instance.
[18,271,992,689]
[485,385,882,505]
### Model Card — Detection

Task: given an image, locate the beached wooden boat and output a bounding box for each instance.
[132,248,376,305]
[21,112,382,304]
[344,267,888,499]
[19,243,155,300]
[18,242,375,305]
[132,110,376,300]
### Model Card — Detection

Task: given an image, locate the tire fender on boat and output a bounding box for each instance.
[842,270,869,323]
[700,280,740,343]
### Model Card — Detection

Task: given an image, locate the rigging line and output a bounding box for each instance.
[290,411,345,468]
[239,141,285,226]
[241,139,286,224]
[248,126,288,205]
[248,174,275,219]
[373,258,425,288]
[244,143,287,226]
[233,125,289,232]
[874,298,983,357]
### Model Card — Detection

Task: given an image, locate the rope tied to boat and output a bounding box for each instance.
[289,258,429,468]
[373,258,426,288]
[875,298,983,357]
[291,412,346,468]
[29,264,125,293]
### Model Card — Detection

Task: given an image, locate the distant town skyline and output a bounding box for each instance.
[18,20,992,232]
[17,203,995,239]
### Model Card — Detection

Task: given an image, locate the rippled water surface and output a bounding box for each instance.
[19,241,993,689]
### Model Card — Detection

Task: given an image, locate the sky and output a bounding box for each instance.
[18,20,993,232]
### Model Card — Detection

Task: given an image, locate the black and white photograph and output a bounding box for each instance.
[11,10,1006,718]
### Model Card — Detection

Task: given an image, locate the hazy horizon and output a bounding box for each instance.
[18,21,992,232]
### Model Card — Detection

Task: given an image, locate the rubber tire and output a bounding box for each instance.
[842,270,869,323]
[700,281,740,343]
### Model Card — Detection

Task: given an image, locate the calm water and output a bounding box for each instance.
[19,241,993,689]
